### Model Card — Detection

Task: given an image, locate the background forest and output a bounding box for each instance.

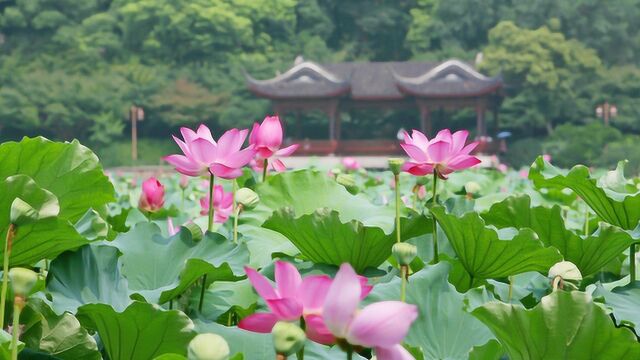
[0,0,639,171]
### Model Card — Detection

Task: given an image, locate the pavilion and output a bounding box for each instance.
[245,58,503,155]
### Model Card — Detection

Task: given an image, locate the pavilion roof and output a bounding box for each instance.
[245,59,502,100]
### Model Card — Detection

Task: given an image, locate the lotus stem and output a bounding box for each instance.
[431,170,439,263]
[262,159,268,182]
[181,188,185,212]
[508,276,513,302]
[346,349,353,360]
[400,265,408,302]
[394,174,401,244]
[198,274,207,312]
[1,224,15,329]
[584,207,589,236]
[297,317,305,360]
[630,244,636,283]
[10,296,23,360]
[207,173,215,233]
[233,181,239,244]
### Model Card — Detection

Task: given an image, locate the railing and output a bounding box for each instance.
[287,137,497,155]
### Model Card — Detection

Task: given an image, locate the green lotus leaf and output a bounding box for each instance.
[253,169,403,232]
[47,244,132,314]
[432,206,562,287]
[481,195,635,276]
[263,208,428,273]
[592,282,640,329]
[107,223,248,304]
[364,262,495,360]
[0,175,89,266]
[0,175,59,225]
[77,301,195,360]
[21,299,100,360]
[529,157,640,230]
[473,290,640,359]
[0,137,115,223]
[74,209,110,241]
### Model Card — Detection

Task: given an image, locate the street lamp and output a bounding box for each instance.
[595,101,617,126]
[130,105,145,161]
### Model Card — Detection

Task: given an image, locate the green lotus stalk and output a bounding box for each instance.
[394,173,401,244]
[1,223,16,329]
[207,173,215,232]
[199,172,215,312]
[10,297,22,360]
[8,267,36,360]
[232,180,238,244]
[584,207,589,236]
[507,276,513,302]
[431,170,439,263]
[630,244,636,283]
[297,318,306,360]
[263,159,268,182]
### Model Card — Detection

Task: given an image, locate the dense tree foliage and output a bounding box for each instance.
[0,0,639,166]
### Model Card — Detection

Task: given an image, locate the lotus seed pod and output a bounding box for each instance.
[272,321,306,356]
[388,158,405,175]
[548,261,582,281]
[9,267,38,296]
[392,242,418,266]
[464,181,482,194]
[187,333,230,360]
[235,188,260,210]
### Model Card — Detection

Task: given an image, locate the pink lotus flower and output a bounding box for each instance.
[164,124,255,179]
[239,261,372,344]
[323,264,418,360]
[342,157,361,171]
[543,154,552,162]
[199,185,233,223]
[249,116,299,172]
[400,129,480,179]
[519,169,529,179]
[138,177,164,212]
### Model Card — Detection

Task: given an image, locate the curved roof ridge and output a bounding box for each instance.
[393,59,490,84]
[244,61,346,85]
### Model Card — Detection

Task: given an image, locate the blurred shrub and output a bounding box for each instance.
[596,135,640,176]
[502,137,544,168]
[94,139,178,168]
[543,123,622,168]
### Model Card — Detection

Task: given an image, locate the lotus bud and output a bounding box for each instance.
[179,175,189,190]
[187,333,230,360]
[272,321,306,356]
[464,181,482,194]
[548,261,582,281]
[392,242,418,266]
[9,267,38,297]
[388,158,405,175]
[235,188,260,210]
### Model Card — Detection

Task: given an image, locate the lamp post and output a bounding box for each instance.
[595,102,617,126]
[130,105,145,161]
